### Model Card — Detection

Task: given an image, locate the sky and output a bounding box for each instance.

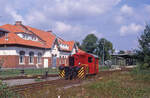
[0,0,150,51]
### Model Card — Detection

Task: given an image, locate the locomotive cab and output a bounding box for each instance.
[69,56,74,66]
[71,52,99,74]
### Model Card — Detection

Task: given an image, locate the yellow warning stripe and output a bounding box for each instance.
[78,72,84,77]
[79,75,85,79]
[77,67,85,79]
[62,71,65,77]
[78,70,84,75]
[60,73,65,77]
[78,75,85,79]
[59,70,65,77]
[78,67,84,73]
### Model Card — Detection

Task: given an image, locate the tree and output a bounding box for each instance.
[136,24,150,69]
[96,38,113,61]
[75,41,81,49]
[81,34,98,54]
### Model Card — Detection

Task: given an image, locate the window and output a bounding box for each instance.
[19,51,25,64]
[17,33,39,42]
[37,53,42,64]
[29,52,34,64]
[32,35,37,41]
[0,32,5,38]
[63,56,65,64]
[88,57,93,63]
[28,35,32,40]
[59,56,61,65]
[22,34,25,39]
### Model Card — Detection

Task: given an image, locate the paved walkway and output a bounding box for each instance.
[3,77,60,86]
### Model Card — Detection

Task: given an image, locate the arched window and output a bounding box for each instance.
[63,56,65,64]
[19,51,25,64]
[59,56,61,65]
[37,52,42,64]
[29,52,34,64]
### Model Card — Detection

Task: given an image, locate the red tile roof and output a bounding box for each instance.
[0,24,24,32]
[78,49,86,53]
[57,38,75,52]
[0,24,47,48]
[0,23,75,51]
[26,26,56,48]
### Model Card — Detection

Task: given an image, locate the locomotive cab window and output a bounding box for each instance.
[69,57,74,66]
[88,57,93,63]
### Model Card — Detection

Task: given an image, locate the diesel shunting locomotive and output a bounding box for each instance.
[59,52,99,80]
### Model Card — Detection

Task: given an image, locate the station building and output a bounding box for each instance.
[0,21,78,69]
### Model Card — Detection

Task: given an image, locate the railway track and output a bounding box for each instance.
[10,79,60,92]
[10,68,132,94]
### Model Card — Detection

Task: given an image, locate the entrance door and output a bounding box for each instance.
[44,59,48,68]
[52,56,57,68]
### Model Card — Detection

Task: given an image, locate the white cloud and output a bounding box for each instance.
[91,30,103,38]
[5,6,24,22]
[43,0,121,18]
[53,21,84,40]
[54,21,72,33]
[120,5,133,15]
[53,22,104,41]
[1,0,150,50]
[25,10,46,25]
[115,15,124,24]
[120,23,143,36]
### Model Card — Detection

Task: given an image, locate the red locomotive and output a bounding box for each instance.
[59,52,99,80]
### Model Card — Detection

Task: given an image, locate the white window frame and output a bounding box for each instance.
[37,53,42,64]
[29,52,34,64]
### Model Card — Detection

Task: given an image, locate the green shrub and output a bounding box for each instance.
[0,80,20,98]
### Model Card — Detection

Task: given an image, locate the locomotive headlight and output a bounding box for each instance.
[78,62,80,65]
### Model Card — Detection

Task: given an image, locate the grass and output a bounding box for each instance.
[34,78,43,82]
[99,65,110,71]
[0,68,59,78]
[0,81,21,98]
[20,68,150,98]
[131,68,150,82]
[63,69,150,98]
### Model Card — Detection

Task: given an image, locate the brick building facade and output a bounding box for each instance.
[0,21,78,68]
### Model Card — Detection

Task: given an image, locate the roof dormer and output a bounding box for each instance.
[0,28,9,38]
[16,32,38,42]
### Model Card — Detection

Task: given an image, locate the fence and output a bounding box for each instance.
[0,67,59,78]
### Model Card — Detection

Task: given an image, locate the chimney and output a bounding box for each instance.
[47,30,52,33]
[15,21,22,25]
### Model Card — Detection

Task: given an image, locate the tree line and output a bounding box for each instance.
[136,24,150,69]
[76,24,150,70]
[76,34,114,61]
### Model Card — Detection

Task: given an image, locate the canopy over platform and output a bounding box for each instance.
[111,53,136,66]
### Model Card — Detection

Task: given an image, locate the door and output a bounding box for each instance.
[52,56,57,67]
[44,59,48,68]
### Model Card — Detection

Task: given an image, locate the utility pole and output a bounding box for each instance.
[102,40,105,66]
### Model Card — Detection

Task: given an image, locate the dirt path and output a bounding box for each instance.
[3,77,60,86]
